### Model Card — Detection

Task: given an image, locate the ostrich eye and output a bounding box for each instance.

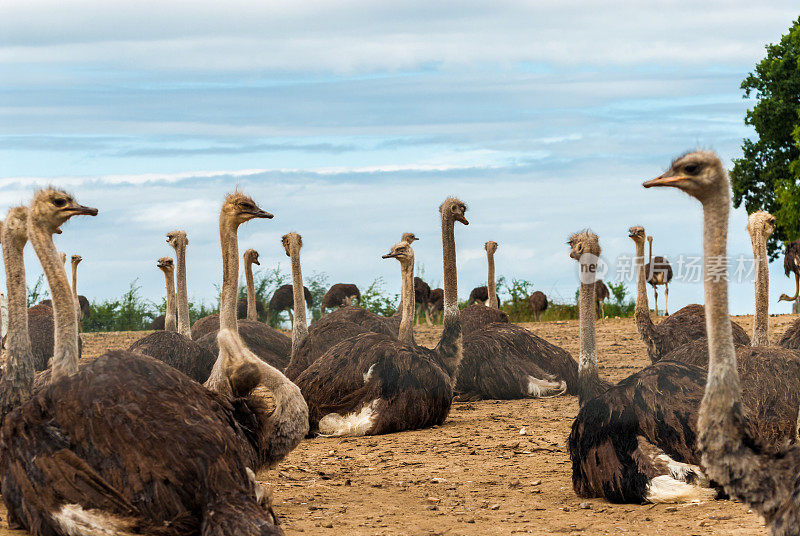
[577,244,583,251]
[53,198,67,208]
[683,163,700,174]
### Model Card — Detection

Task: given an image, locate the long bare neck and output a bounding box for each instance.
[0,217,34,412]
[634,239,656,342]
[28,221,79,381]
[398,258,415,345]
[174,241,191,337]
[289,247,308,356]
[245,258,257,321]
[578,273,600,405]
[163,268,177,332]
[71,261,78,299]
[648,238,653,264]
[751,228,769,346]
[220,218,239,332]
[435,214,462,378]
[487,249,498,309]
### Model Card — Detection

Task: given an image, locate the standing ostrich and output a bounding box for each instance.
[461,240,508,335]
[779,239,800,311]
[128,231,216,383]
[528,291,548,321]
[269,284,312,324]
[646,151,800,533]
[594,279,609,319]
[69,255,91,325]
[645,235,673,316]
[414,276,432,325]
[427,287,444,322]
[320,283,361,314]
[630,226,749,362]
[294,198,468,436]
[0,188,307,535]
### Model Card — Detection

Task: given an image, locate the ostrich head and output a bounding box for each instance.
[29,188,97,235]
[568,231,601,261]
[244,248,260,266]
[628,226,646,245]
[401,232,418,244]
[59,252,67,265]
[157,256,174,273]
[281,232,302,257]
[440,197,469,225]
[485,240,498,255]
[747,210,775,241]
[166,230,188,249]
[71,254,82,265]
[382,241,414,266]
[643,150,726,203]
[221,192,273,228]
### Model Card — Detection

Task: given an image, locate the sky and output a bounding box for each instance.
[1,1,798,316]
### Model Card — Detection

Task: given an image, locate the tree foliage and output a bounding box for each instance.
[730,16,800,259]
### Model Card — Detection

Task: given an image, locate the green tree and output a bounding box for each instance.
[730,16,800,259]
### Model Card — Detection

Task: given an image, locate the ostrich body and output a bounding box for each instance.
[468,286,488,305]
[631,226,749,362]
[1,189,307,536]
[645,235,673,316]
[414,276,431,325]
[427,287,444,322]
[128,232,215,383]
[294,198,467,436]
[528,291,548,321]
[461,241,509,335]
[268,284,312,324]
[594,279,609,319]
[320,283,360,314]
[647,151,800,535]
[779,239,800,309]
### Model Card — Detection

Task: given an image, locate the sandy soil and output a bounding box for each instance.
[3,313,799,535]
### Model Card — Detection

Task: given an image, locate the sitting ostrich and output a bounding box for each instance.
[646,151,800,533]
[295,199,468,436]
[0,188,307,535]
[594,279,609,319]
[528,291,548,321]
[645,235,673,316]
[320,283,360,315]
[460,240,508,335]
[269,284,312,324]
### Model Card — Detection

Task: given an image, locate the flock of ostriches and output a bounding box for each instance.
[1,150,800,535]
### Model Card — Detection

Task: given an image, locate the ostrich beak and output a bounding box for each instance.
[382,252,398,259]
[66,204,99,217]
[643,174,689,188]
[455,215,469,225]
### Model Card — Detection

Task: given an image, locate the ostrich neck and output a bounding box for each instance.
[435,214,462,378]
[219,219,240,332]
[578,272,599,400]
[634,240,656,335]
[71,261,78,299]
[28,221,79,382]
[398,258,415,345]
[245,258,257,321]
[163,268,177,332]
[174,240,191,338]
[702,190,740,410]
[289,246,309,356]
[1,220,34,411]
[751,228,769,346]
[487,249,498,309]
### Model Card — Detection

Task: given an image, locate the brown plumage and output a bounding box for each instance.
[456,322,578,400]
[594,280,609,319]
[21,307,83,371]
[468,285,488,305]
[779,318,800,351]
[428,287,443,316]
[39,296,90,319]
[295,198,467,437]
[320,283,360,313]
[460,304,508,335]
[315,305,398,337]
[528,290,548,321]
[149,314,166,330]
[269,284,312,317]
[196,319,292,371]
[779,239,800,307]
[238,297,266,320]
[645,235,673,316]
[128,330,216,383]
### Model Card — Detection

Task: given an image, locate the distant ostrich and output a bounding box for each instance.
[461,240,508,335]
[295,198,468,436]
[269,284,312,324]
[528,291,548,321]
[128,231,216,383]
[414,276,432,325]
[157,256,177,332]
[1,188,306,535]
[427,287,444,322]
[239,248,267,321]
[644,236,673,316]
[779,239,800,312]
[630,226,749,362]
[69,255,91,324]
[646,150,800,533]
[320,283,360,314]
[594,279,609,319]
[468,286,488,305]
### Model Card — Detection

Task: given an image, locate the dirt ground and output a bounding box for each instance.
[3,313,799,535]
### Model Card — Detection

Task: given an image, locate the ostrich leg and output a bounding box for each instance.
[664,283,669,316]
[653,287,659,317]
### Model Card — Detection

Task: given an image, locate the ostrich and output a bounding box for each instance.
[158,256,177,332]
[528,291,548,321]
[69,255,91,324]
[567,222,800,505]
[241,248,266,322]
[269,284,312,324]
[645,150,800,534]
[414,276,432,325]
[320,283,361,314]
[630,226,749,362]
[468,286,488,305]
[0,188,307,535]
[779,239,800,310]
[645,235,673,316]
[128,231,216,383]
[427,287,444,322]
[461,240,508,335]
[594,279,609,319]
[294,198,468,436]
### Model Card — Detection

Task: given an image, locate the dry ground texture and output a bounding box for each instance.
[2,313,798,535]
